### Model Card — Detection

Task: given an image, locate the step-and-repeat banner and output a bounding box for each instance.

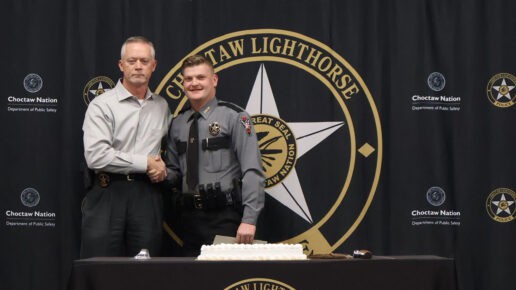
[1,0,515,289]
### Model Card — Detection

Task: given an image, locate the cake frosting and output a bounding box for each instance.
[197,243,307,260]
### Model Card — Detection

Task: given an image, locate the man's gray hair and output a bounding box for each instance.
[120,36,156,59]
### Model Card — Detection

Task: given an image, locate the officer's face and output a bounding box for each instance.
[183,63,218,103]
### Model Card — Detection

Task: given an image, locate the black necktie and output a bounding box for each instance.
[186,112,200,189]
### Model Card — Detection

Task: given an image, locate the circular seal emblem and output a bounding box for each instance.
[427,72,445,92]
[426,186,446,206]
[225,278,295,290]
[486,188,516,223]
[208,122,221,136]
[486,73,516,108]
[83,76,115,105]
[23,73,43,93]
[253,114,297,188]
[20,187,40,207]
[157,29,382,254]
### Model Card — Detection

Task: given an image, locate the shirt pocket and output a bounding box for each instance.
[204,148,231,172]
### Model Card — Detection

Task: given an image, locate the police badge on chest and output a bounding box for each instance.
[209,122,221,136]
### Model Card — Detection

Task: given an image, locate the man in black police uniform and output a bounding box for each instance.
[165,54,265,256]
[81,36,171,258]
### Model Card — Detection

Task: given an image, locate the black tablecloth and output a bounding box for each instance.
[68,255,456,290]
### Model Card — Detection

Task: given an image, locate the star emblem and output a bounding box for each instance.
[89,82,111,98]
[491,193,515,215]
[493,78,515,101]
[246,64,344,223]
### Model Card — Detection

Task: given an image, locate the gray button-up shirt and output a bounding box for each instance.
[83,80,172,174]
[165,97,265,224]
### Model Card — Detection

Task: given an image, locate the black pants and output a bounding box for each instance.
[179,207,241,256]
[80,179,163,258]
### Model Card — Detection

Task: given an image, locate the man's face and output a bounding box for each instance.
[182,63,218,103]
[118,42,156,87]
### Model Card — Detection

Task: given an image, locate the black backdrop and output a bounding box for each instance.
[1,1,516,290]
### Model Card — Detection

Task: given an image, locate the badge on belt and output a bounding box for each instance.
[98,173,110,188]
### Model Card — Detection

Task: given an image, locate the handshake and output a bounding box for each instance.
[147,155,167,183]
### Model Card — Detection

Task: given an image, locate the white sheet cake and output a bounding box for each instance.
[197,243,307,260]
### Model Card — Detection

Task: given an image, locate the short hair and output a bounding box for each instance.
[120,36,156,59]
[181,54,214,73]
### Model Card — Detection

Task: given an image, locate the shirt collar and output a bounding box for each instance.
[188,97,218,120]
[115,79,153,101]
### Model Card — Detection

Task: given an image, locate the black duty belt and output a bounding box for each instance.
[180,190,236,210]
[96,172,149,188]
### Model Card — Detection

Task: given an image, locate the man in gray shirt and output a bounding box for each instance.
[81,36,171,258]
[165,54,265,256]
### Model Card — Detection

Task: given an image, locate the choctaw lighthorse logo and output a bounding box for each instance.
[157,29,382,254]
[225,278,295,290]
[487,73,516,108]
[486,188,516,223]
[82,76,115,105]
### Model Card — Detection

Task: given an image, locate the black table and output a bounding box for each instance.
[68,256,456,290]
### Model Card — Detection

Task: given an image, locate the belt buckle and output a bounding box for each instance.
[126,174,134,181]
[98,173,110,188]
[193,192,203,209]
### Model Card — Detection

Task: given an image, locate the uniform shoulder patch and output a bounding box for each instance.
[240,115,252,136]
[218,100,244,113]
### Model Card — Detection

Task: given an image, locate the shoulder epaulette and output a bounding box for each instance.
[218,100,244,113]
